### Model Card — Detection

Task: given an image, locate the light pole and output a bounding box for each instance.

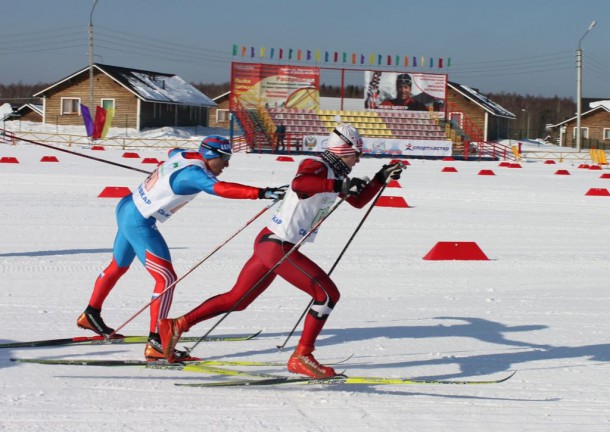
[521,108,530,139]
[576,20,596,152]
[89,0,99,113]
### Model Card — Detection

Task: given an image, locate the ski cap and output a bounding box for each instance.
[327,123,363,156]
[199,135,232,160]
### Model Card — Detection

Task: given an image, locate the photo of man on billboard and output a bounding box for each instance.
[364,71,446,112]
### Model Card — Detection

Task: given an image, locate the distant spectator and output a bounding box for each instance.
[275,123,286,151]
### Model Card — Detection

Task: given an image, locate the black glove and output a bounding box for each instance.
[374,162,404,183]
[334,177,369,196]
[258,185,288,200]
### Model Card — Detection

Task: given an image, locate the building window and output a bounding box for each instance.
[604,129,610,140]
[61,98,80,115]
[101,99,115,111]
[449,112,463,128]
[572,127,589,139]
[216,109,230,123]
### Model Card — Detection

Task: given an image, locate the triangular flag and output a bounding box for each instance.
[80,104,94,137]
[101,108,114,139]
[92,106,107,140]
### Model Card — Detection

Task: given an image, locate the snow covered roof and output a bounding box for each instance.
[34,64,216,107]
[17,103,43,115]
[589,100,610,110]
[448,82,516,119]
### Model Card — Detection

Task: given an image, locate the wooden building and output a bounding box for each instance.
[33,64,216,131]
[208,91,231,128]
[446,82,516,142]
[549,101,610,149]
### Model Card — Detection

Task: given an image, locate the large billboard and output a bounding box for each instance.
[301,134,452,157]
[364,71,447,112]
[231,62,320,110]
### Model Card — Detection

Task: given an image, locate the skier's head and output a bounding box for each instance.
[326,123,363,157]
[199,135,232,161]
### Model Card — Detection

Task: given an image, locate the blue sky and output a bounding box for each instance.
[2,0,609,99]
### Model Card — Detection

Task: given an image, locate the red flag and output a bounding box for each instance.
[92,106,107,140]
[439,58,444,68]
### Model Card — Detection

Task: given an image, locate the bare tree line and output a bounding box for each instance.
[2,82,575,140]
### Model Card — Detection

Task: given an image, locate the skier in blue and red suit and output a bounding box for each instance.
[76,135,286,361]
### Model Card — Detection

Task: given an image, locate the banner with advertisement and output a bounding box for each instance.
[364,71,447,114]
[231,62,320,110]
[300,134,452,157]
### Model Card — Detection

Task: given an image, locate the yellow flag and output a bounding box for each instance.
[101,108,115,139]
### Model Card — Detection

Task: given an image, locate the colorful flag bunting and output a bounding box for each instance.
[229,45,450,69]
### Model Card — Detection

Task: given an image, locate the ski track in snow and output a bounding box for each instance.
[1,141,610,431]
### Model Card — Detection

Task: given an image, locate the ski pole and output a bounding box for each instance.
[13,134,153,174]
[109,198,281,337]
[186,195,348,353]
[276,182,388,350]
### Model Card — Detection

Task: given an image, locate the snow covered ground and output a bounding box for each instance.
[1,129,610,431]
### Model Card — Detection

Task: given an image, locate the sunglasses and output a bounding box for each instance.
[201,144,232,161]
